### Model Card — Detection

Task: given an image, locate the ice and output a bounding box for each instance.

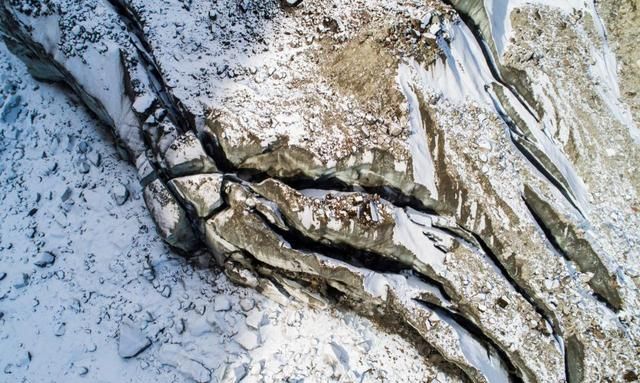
[483,0,640,142]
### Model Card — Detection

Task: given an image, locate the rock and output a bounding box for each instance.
[214,295,232,311]
[15,351,31,368]
[239,298,255,311]
[77,159,90,174]
[54,322,66,336]
[160,285,171,298]
[175,318,185,334]
[245,309,264,330]
[34,251,55,267]
[281,0,303,7]
[61,187,72,202]
[111,183,129,205]
[234,330,259,350]
[77,141,90,153]
[234,364,248,381]
[0,94,22,123]
[163,131,217,177]
[118,321,151,358]
[387,125,402,136]
[159,344,211,383]
[87,151,101,166]
[169,173,224,218]
[13,273,29,289]
[143,179,199,252]
[496,296,511,308]
[189,317,213,337]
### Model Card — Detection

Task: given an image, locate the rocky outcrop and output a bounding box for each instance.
[2,0,639,382]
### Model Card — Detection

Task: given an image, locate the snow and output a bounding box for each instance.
[392,208,446,271]
[363,272,389,300]
[435,309,510,383]
[298,204,319,230]
[158,344,212,383]
[397,64,438,198]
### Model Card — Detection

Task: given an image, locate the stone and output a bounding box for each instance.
[387,125,402,136]
[61,187,72,202]
[34,252,55,267]
[87,151,101,167]
[143,179,199,252]
[169,173,224,218]
[77,159,90,174]
[15,351,31,368]
[159,344,211,383]
[77,141,90,153]
[118,321,151,358]
[234,330,259,350]
[214,295,232,311]
[111,183,129,205]
[160,285,171,298]
[281,0,303,7]
[234,364,248,381]
[0,94,22,123]
[163,131,217,177]
[245,309,264,330]
[13,273,29,289]
[239,298,255,311]
[54,322,66,336]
